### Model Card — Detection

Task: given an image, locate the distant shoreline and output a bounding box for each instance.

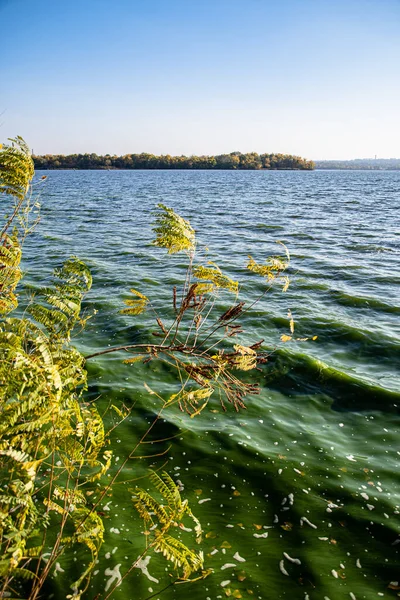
[32,151,314,171]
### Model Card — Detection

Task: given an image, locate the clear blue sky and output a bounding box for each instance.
[1,0,399,159]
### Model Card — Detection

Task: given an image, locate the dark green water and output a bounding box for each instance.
[25,170,399,600]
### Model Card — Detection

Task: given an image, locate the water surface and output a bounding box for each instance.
[25,170,400,600]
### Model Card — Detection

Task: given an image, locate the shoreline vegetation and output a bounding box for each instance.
[32,151,314,170]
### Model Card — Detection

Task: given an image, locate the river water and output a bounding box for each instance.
[26,170,399,600]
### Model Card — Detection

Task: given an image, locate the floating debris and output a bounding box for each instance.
[54,562,65,577]
[346,455,357,462]
[283,552,301,565]
[104,564,122,591]
[300,517,317,529]
[233,552,246,562]
[279,560,289,576]
[221,563,237,570]
[134,556,159,583]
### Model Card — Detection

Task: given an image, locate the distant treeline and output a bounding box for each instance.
[33,152,314,170]
[315,158,400,170]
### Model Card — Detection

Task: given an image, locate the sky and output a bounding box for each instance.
[1,0,399,159]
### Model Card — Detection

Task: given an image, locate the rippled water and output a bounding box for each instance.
[25,170,400,599]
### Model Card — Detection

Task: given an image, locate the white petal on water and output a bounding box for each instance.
[288,493,294,505]
[198,498,211,504]
[221,563,236,570]
[346,455,357,462]
[366,504,375,511]
[356,558,362,568]
[54,562,65,577]
[300,517,317,529]
[279,560,289,576]
[331,569,338,578]
[253,532,269,538]
[110,527,120,534]
[360,492,369,501]
[104,564,122,591]
[349,593,357,600]
[220,580,231,587]
[210,549,219,555]
[134,556,159,583]
[283,552,301,565]
[318,537,329,541]
[233,551,246,562]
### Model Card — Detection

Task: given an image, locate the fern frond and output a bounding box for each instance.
[232,344,257,371]
[0,234,23,315]
[132,488,170,525]
[120,288,148,316]
[153,532,204,579]
[27,257,92,339]
[193,265,238,293]
[0,137,34,200]
[152,204,195,254]
[149,471,182,512]
[247,243,290,280]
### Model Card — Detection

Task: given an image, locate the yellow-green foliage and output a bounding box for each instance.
[247,242,290,281]
[0,233,22,314]
[0,137,34,200]
[0,139,111,599]
[152,203,195,253]
[120,287,148,316]
[193,264,239,293]
[133,471,204,580]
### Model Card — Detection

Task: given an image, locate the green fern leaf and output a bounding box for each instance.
[152,204,195,254]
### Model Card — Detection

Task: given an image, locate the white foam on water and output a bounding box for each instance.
[104,564,122,591]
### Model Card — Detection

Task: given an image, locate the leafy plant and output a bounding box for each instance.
[0,139,112,599]
[0,139,207,600]
[0,136,309,599]
[132,471,205,579]
[87,203,292,414]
